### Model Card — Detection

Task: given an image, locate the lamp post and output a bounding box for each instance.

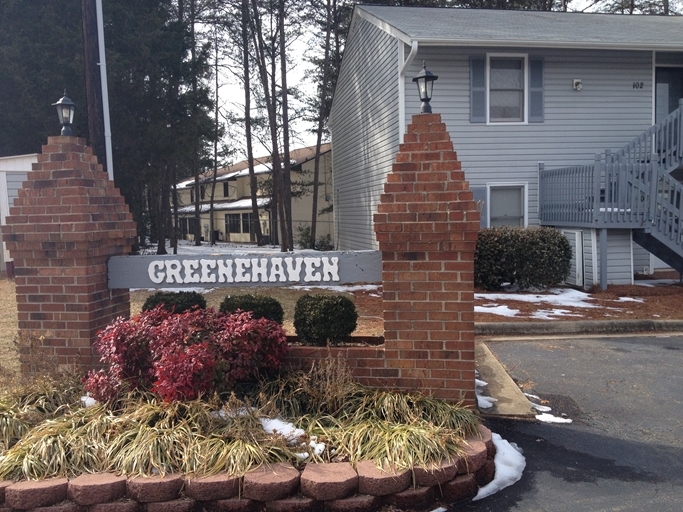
[52,90,76,136]
[412,61,438,114]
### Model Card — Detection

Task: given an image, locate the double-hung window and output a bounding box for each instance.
[488,56,526,123]
[470,54,544,124]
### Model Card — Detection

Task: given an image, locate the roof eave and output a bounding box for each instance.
[356,6,683,52]
[414,37,683,51]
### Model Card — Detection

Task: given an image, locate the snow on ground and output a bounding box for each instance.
[473,433,526,501]
[474,287,641,320]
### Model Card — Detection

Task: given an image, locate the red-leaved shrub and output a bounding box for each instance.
[83,306,288,402]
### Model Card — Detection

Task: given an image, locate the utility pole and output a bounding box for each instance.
[81,0,106,175]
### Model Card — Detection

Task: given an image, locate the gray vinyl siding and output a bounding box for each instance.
[574,230,633,287]
[329,18,400,251]
[601,230,634,285]
[583,230,597,287]
[6,172,27,204]
[561,229,583,287]
[401,47,653,228]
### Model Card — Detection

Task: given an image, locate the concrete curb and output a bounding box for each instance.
[476,319,683,336]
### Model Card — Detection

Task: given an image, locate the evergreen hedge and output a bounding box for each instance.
[475,227,572,291]
[219,294,284,324]
[141,291,207,313]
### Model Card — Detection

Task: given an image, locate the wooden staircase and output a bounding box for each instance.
[539,99,683,273]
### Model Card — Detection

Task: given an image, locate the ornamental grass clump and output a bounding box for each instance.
[0,362,480,480]
[0,375,83,453]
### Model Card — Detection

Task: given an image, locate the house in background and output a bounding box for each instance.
[0,153,37,274]
[176,144,333,245]
[329,6,683,288]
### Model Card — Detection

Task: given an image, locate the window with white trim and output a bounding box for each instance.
[488,184,527,227]
[470,55,544,124]
[488,56,525,122]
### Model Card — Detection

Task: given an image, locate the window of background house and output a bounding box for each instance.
[489,56,525,122]
[226,213,240,233]
[242,213,253,234]
[489,185,526,227]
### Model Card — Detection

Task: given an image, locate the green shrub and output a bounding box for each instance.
[475,227,571,291]
[219,294,284,324]
[294,294,358,346]
[295,225,334,251]
[141,291,207,313]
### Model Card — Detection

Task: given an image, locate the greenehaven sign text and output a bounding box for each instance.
[107,251,382,289]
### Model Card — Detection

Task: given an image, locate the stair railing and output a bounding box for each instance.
[609,99,683,175]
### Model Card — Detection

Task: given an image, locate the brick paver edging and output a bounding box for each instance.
[0,426,494,511]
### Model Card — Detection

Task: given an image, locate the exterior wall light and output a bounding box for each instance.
[52,90,76,136]
[412,61,439,113]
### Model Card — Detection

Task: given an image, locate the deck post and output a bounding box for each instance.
[599,228,608,290]
[593,154,602,223]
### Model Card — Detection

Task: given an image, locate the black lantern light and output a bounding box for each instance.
[52,90,76,136]
[412,61,438,114]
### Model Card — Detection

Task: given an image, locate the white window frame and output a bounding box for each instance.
[486,53,529,125]
[486,182,528,228]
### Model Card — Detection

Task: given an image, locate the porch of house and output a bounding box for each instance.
[539,101,683,288]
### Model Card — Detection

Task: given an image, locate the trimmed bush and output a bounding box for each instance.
[83,307,288,402]
[219,294,284,324]
[142,291,207,313]
[475,227,572,291]
[294,294,358,346]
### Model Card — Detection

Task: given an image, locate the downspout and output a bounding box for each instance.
[398,40,418,142]
[96,0,114,182]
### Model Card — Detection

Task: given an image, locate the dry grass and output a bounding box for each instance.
[0,359,479,480]
[0,279,18,375]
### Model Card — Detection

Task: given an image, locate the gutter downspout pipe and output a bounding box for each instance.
[398,40,419,141]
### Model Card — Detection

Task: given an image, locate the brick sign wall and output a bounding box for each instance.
[3,115,478,405]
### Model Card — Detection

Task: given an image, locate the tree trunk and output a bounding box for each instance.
[243,0,263,244]
[278,0,293,250]
[310,0,333,248]
[250,0,289,251]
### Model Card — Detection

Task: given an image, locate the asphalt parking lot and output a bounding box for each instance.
[461,334,683,512]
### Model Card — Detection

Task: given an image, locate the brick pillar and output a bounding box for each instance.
[1,136,137,372]
[374,113,480,405]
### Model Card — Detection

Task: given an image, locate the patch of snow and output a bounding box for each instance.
[524,392,540,400]
[259,418,306,443]
[475,304,519,317]
[430,508,448,512]
[475,379,498,409]
[476,288,599,309]
[616,297,644,303]
[529,309,583,320]
[291,284,380,293]
[473,433,526,501]
[80,395,97,408]
[535,413,573,424]
[529,402,552,413]
[310,440,325,456]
